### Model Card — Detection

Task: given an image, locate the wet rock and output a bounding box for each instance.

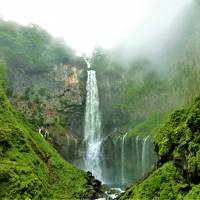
[85,171,105,199]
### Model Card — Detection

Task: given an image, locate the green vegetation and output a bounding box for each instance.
[0,20,77,70]
[120,162,188,200]
[155,97,200,182]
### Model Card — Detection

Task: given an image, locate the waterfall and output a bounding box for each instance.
[114,136,120,184]
[136,136,140,163]
[142,136,149,175]
[121,132,128,185]
[135,136,140,177]
[84,66,102,181]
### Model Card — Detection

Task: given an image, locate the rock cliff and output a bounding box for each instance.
[7,62,87,163]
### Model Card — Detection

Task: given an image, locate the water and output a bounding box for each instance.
[121,132,128,185]
[106,188,124,199]
[85,59,91,69]
[136,136,140,163]
[135,136,140,175]
[84,68,102,181]
[142,136,150,175]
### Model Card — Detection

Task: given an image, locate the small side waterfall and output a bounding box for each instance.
[136,136,140,164]
[84,64,102,181]
[135,136,141,176]
[121,132,128,185]
[142,136,150,175]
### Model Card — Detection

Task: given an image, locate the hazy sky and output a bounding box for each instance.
[0,0,192,54]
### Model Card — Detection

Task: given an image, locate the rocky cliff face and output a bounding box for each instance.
[7,62,87,163]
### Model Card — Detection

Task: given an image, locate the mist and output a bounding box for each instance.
[0,0,192,55]
[109,0,194,66]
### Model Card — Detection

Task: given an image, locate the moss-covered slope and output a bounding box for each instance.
[0,61,101,199]
[120,97,200,200]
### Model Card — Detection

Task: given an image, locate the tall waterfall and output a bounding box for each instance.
[84,67,102,181]
[121,132,128,185]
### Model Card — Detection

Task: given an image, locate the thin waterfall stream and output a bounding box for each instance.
[121,132,128,185]
[142,136,150,175]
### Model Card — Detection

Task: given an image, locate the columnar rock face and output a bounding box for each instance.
[97,73,130,136]
[7,62,87,163]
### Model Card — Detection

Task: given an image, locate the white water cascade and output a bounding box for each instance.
[84,63,102,181]
[121,132,128,185]
[142,136,150,175]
